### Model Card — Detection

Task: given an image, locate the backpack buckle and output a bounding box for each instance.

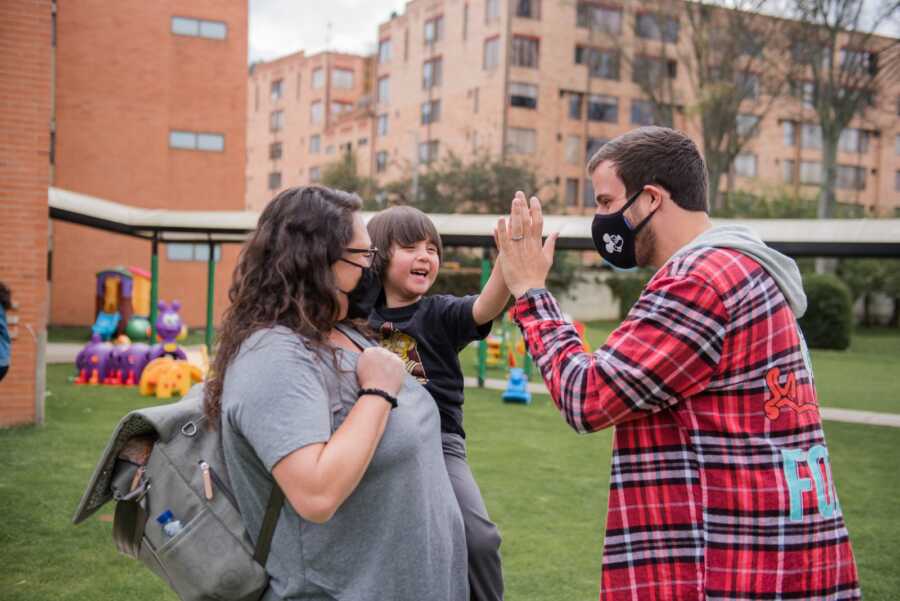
[181,421,198,437]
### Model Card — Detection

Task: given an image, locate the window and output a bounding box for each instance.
[565,135,580,164]
[509,82,538,109]
[801,123,822,149]
[567,92,583,119]
[421,99,442,124]
[358,137,368,146]
[783,121,797,146]
[838,128,869,154]
[312,68,324,89]
[635,13,679,43]
[419,140,440,163]
[310,101,323,125]
[325,145,335,155]
[269,142,282,160]
[799,160,822,185]
[167,243,221,262]
[630,99,654,125]
[377,77,390,104]
[486,0,500,22]
[506,128,536,154]
[512,36,539,68]
[575,46,620,80]
[171,16,227,40]
[463,3,469,39]
[587,95,618,123]
[583,178,594,206]
[423,58,443,89]
[736,114,759,137]
[168,130,224,151]
[896,134,900,155]
[517,0,540,19]
[739,30,763,58]
[309,166,321,182]
[782,159,796,184]
[332,68,354,89]
[586,137,607,159]
[633,56,677,85]
[484,37,500,70]
[895,170,900,192]
[836,165,866,190]
[271,79,283,102]
[309,135,321,153]
[376,151,388,173]
[268,171,282,190]
[377,113,389,136]
[576,3,622,34]
[424,15,444,44]
[737,72,760,100]
[270,111,284,131]
[565,178,580,207]
[330,101,351,117]
[378,39,392,64]
[734,153,757,178]
[790,81,816,108]
[840,48,877,74]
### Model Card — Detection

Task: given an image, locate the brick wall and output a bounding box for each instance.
[0,0,51,426]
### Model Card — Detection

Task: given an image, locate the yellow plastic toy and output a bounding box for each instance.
[139,357,203,400]
[485,336,502,367]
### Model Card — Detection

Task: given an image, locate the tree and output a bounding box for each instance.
[584,0,797,212]
[320,149,379,209]
[786,0,900,219]
[383,150,551,214]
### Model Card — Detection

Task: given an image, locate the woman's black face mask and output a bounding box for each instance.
[590,187,658,270]
[338,259,382,319]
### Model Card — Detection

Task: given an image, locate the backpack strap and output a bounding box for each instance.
[253,484,284,566]
[113,498,146,559]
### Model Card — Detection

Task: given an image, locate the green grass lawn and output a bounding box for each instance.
[462,320,900,415]
[1,365,898,600]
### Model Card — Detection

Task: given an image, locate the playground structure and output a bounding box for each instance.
[92,267,153,341]
[74,299,202,397]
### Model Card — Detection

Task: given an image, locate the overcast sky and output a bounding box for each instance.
[248,0,898,64]
[249,0,408,63]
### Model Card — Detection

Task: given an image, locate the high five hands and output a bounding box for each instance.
[494,191,559,298]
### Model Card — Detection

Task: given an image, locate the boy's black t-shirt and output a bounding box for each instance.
[369,294,492,438]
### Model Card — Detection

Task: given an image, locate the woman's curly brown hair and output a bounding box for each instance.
[204,185,362,425]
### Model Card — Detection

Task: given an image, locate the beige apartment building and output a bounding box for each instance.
[246,51,375,211]
[247,0,900,216]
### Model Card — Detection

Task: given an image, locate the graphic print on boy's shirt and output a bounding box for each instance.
[379,321,428,383]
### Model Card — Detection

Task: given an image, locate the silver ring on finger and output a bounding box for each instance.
[511,235,525,241]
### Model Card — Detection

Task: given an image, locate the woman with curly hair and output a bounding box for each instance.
[205,186,467,601]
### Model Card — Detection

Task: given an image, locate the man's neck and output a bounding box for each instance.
[651,212,714,268]
[383,286,423,309]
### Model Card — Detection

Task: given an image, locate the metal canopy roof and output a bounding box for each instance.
[49,186,900,257]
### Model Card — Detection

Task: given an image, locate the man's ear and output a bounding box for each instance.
[645,184,666,210]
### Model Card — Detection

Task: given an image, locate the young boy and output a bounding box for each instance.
[366,206,509,601]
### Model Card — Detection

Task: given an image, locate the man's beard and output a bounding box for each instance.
[635,225,657,268]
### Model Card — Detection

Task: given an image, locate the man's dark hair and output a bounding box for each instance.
[586,126,709,213]
[0,282,10,311]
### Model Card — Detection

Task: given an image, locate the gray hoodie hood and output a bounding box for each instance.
[680,224,807,318]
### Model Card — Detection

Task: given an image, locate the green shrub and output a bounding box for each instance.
[799,274,852,350]
[605,270,652,319]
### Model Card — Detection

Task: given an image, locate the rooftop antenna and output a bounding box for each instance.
[325,21,333,52]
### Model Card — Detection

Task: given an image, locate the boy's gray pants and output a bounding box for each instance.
[442,433,504,601]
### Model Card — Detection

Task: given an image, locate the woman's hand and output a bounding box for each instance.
[357,346,406,396]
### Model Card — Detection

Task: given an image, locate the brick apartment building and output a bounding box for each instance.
[246,51,375,212]
[0,1,52,426]
[246,0,900,216]
[50,0,248,328]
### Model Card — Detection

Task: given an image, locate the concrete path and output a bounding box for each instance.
[464,376,900,429]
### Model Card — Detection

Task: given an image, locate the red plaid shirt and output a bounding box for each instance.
[515,247,860,600]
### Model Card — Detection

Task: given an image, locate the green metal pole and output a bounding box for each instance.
[205,241,216,351]
[477,246,490,388]
[524,346,533,381]
[149,233,159,342]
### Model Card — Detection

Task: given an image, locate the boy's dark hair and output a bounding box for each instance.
[367,206,443,278]
[586,126,709,213]
[0,282,10,311]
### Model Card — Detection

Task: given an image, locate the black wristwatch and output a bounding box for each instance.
[358,388,398,409]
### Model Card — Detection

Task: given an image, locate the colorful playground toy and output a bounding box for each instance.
[502,367,531,404]
[138,357,203,400]
[73,334,116,385]
[147,300,188,362]
[92,267,152,341]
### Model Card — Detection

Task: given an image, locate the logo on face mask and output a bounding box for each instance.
[602,233,624,254]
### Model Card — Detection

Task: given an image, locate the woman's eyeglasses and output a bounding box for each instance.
[344,246,379,267]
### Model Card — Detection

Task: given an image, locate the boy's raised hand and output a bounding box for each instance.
[495,191,558,298]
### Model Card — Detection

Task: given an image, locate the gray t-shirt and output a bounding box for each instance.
[221,325,467,601]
